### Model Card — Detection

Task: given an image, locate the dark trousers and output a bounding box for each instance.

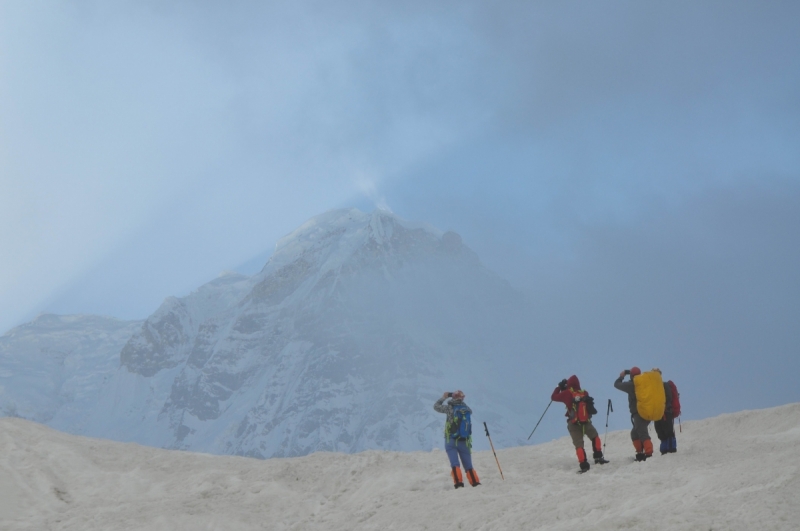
[654,414,677,453]
[630,413,651,441]
[654,414,675,440]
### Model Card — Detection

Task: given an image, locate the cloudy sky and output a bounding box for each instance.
[2,2,799,414]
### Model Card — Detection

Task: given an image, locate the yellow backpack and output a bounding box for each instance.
[633,371,666,421]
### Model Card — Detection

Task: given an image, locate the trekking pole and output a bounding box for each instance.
[527,400,552,441]
[603,399,613,453]
[678,415,682,433]
[483,422,505,480]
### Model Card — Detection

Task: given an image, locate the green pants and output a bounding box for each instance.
[567,420,599,449]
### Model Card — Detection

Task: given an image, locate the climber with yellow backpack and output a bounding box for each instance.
[551,375,608,473]
[614,367,666,461]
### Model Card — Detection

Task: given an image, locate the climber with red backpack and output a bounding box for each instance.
[653,369,680,454]
[551,375,608,473]
[434,390,480,488]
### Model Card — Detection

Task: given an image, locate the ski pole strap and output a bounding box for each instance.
[607,399,613,414]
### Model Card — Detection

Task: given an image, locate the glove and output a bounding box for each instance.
[558,379,568,390]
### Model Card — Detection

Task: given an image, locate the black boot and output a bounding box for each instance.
[635,452,647,462]
[593,450,609,464]
[579,460,590,472]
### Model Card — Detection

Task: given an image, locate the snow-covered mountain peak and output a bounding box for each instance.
[264,208,449,275]
[2,208,528,459]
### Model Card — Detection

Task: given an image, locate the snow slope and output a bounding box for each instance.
[2,403,798,530]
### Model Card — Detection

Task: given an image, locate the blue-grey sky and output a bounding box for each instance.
[2,2,799,415]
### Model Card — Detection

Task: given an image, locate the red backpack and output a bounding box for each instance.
[570,389,596,423]
[667,380,681,417]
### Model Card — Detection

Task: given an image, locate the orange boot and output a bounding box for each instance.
[451,466,464,488]
[466,468,481,487]
[643,439,654,458]
[576,448,590,472]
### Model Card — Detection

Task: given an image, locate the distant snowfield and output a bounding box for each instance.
[2,404,799,531]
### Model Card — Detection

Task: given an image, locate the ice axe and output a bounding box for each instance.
[483,422,504,480]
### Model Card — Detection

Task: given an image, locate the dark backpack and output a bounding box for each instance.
[585,395,598,417]
[450,404,472,439]
[667,380,681,417]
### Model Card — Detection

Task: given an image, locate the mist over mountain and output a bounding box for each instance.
[1,209,538,456]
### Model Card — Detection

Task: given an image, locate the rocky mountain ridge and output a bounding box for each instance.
[1,209,533,457]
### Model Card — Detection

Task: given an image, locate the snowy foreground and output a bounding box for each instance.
[2,404,799,531]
